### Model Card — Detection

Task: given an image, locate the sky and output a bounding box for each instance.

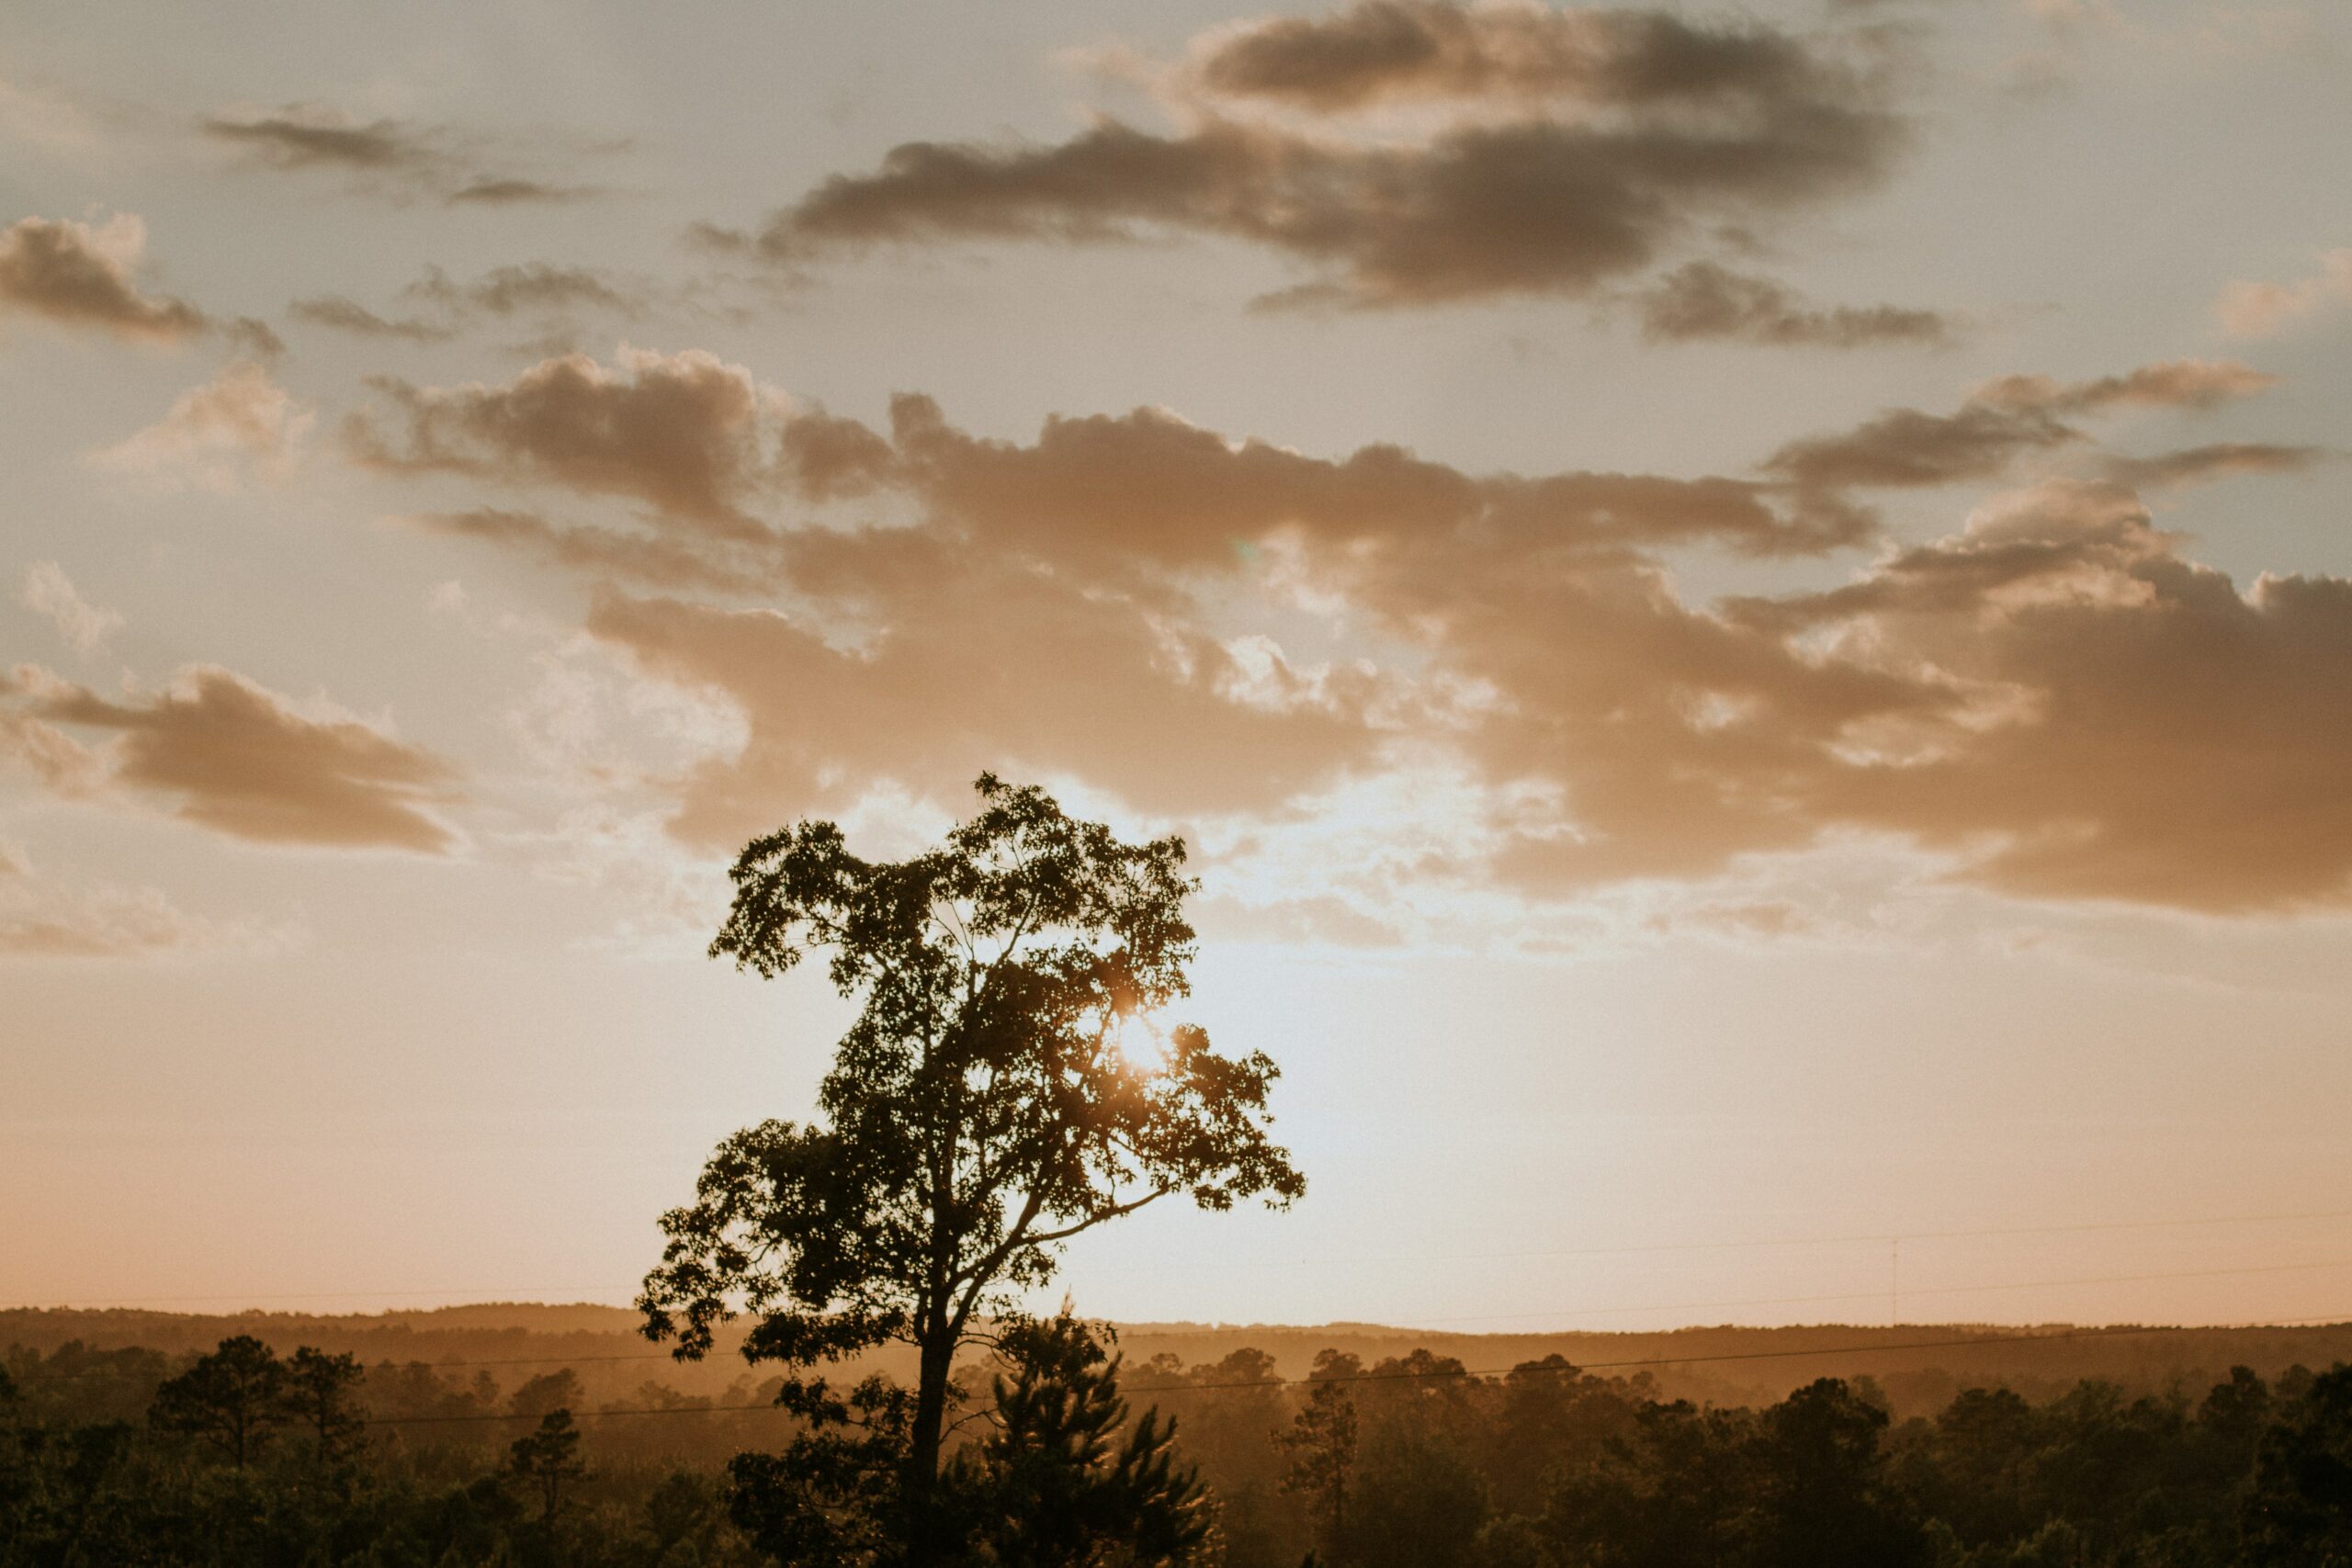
[5,0,2352,1336]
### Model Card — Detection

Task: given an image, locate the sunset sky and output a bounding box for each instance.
[6,0,2352,1335]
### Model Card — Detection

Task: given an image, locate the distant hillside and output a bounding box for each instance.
[14,1305,2352,1417]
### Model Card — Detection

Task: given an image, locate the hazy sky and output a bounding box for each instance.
[6,0,2352,1335]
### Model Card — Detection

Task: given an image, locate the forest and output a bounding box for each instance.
[11,1318,2352,1565]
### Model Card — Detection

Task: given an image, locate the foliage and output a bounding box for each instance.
[509,1407,589,1519]
[639,775,1304,1551]
[148,1335,290,1470]
[25,1330,2352,1566]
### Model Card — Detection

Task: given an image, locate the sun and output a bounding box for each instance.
[1110,1007,1176,1074]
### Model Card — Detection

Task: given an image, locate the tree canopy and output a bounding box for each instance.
[638,774,1304,1551]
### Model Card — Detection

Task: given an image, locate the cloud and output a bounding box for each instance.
[1633,262,1956,348]
[202,109,434,171]
[3,665,461,851]
[18,562,122,653]
[203,105,609,206]
[727,3,1908,308]
[1762,400,2079,491]
[1731,481,2352,910]
[345,348,780,532]
[1975,357,2278,414]
[405,264,638,318]
[293,264,645,348]
[0,213,207,343]
[446,178,602,206]
[404,507,783,594]
[2215,249,2352,337]
[584,551,1385,842]
[1187,0,1871,114]
[288,294,455,342]
[2101,442,2327,491]
[354,350,2352,913]
[0,849,256,959]
[1760,358,2278,491]
[90,361,313,491]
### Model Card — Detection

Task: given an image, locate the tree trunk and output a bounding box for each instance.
[906,1325,956,1562]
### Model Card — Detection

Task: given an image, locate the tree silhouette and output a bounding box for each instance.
[282,1346,367,1466]
[639,774,1304,1555]
[2245,1365,2352,1564]
[508,1407,586,1520]
[956,1312,1211,1567]
[1279,1352,1360,1558]
[148,1335,288,1469]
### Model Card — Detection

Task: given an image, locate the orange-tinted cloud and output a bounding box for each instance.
[4,666,460,852]
[91,360,313,491]
[1634,262,1956,349]
[1761,483,2352,909]
[1760,359,2278,491]
[17,562,122,655]
[405,508,784,595]
[1191,0,1861,113]
[729,4,1905,308]
[2216,249,2352,337]
[0,214,207,343]
[203,106,609,207]
[289,295,455,342]
[2101,442,2326,491]
[356,349,2352,912]
[585,543,1385,842]
[345,349,779,534]
[0,848,236,959]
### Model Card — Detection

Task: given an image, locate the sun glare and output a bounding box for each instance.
[1110,1008,1175,1074]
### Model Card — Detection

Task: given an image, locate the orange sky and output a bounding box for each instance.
[6,0,2352,1332]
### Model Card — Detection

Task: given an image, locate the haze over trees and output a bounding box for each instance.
[20,1325,2352,1565]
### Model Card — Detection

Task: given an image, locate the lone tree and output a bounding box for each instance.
[639,773,1303,1554]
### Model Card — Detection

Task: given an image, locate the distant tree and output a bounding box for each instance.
[282,1346,368,1464]
[2245,1365,2352,1564]
[509,1408,587,1519]
[149,1335,288,1469]
[1746,1378,1926,1568]
[639,774,1304,1557]
[1280,1353,1362,1557]
[509,1368,586,1422]
[1544,1399,1755,1568]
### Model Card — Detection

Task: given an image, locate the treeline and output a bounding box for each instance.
[14,1332,2352,1564]
[22,1306,2352,1417]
